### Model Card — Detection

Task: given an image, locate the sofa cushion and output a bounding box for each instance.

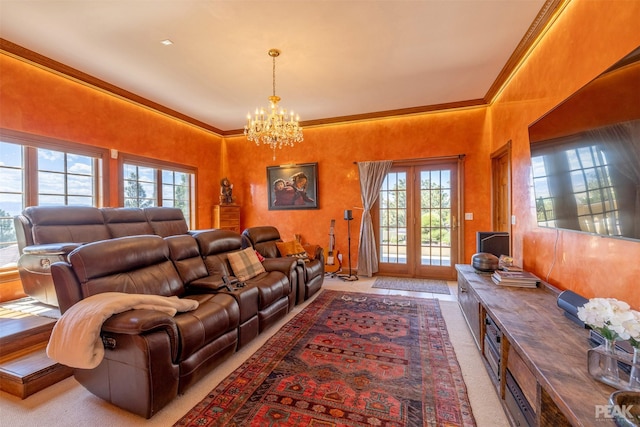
[166,235,209,284]
[102,207,154,237]
[25,206,111,245]
[276,240,309,262]
[144,207,189,237]
[242,226,282,258]
[173,293,239,362]
[228,247,266,281]
[66,235,186,298]
[246,271,289,309]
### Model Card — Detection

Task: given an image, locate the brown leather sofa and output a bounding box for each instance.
[50,230,297,418]
[14,206,193,306]
[51,235,240,418]
[242,226,324,304]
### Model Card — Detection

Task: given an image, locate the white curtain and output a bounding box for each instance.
[356,160,393,277]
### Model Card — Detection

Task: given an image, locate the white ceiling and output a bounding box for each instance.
[0,0,549,134]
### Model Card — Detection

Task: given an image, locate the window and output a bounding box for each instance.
[0,141,23,269]
[120,154,196,227]
[0,130,107,270]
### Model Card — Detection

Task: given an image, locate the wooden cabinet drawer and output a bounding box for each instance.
[507,345,537,413]
[213,205,240,232]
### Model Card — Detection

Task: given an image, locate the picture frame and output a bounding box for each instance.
[267,163,319,210]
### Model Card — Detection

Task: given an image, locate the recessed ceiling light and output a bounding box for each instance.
[160,39,173,46]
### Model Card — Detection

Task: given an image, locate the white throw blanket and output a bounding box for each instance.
[46,292,199,369]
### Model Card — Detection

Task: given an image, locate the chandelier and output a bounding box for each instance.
[244,49,303,160]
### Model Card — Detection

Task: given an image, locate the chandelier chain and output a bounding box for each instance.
[272,54,276,98]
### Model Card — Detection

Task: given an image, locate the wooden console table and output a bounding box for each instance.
[456,264,616,426]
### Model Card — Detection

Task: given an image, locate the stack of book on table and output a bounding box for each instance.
[491,269,540,288]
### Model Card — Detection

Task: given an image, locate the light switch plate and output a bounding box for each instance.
[464,213,473,220]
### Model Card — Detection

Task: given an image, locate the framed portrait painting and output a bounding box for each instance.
[267,163,318,210]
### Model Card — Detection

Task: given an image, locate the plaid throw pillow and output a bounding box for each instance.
[228,247,266,281]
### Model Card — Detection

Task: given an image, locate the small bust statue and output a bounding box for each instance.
[220,177,233,204]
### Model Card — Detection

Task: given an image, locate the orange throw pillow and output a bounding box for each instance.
[276,240,309,262]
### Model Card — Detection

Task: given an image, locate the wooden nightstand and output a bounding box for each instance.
[213,204,240,232]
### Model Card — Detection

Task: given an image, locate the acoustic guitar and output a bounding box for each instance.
[325,219,342,274]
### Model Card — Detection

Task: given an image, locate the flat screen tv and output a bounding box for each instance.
[476,231,510,258]
[528,46,640,241]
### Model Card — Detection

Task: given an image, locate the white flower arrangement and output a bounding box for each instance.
[577,297,636,342]
[622,310,640,349]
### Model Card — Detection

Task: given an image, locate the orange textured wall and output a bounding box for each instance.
[529,62,640,142]
[2,0,638,310]
[0,54,222,228]
[225,108,491,267]
[489,0,640,309]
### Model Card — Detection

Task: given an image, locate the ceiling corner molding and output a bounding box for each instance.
[223,99,488,137]
[484,0,566,103]
[0,38,225,137]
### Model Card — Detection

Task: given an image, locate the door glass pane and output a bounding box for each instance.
[420,169,451,266]
[379,171,407,264]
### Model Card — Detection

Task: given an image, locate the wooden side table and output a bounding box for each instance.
[213,204,240,232]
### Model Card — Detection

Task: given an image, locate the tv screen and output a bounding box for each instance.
[476,232,510,258]
[528,46,640,241]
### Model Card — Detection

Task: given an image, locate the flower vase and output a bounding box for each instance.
[629,347,640,391]
[602,339,620,381]
[588,338,623,388]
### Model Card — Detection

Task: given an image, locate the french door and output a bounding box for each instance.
[375,159,461,280]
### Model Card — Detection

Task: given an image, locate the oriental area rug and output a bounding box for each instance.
[175,290,475,427]
[372,276,451,295]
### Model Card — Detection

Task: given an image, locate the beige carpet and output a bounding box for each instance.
[0,278,509,427]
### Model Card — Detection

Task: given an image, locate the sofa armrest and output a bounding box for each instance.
[22,242,83,256]
[187,274,237,293]
[262,257,298,276]
[102,309,180,361]
[312,245,325,264]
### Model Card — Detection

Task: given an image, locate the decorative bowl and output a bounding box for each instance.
[609,391,640,427]
[471,252,499,272]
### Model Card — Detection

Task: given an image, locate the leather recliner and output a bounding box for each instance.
[194,229,297,331]
[242,226,324,304]
[165,233,260,348]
